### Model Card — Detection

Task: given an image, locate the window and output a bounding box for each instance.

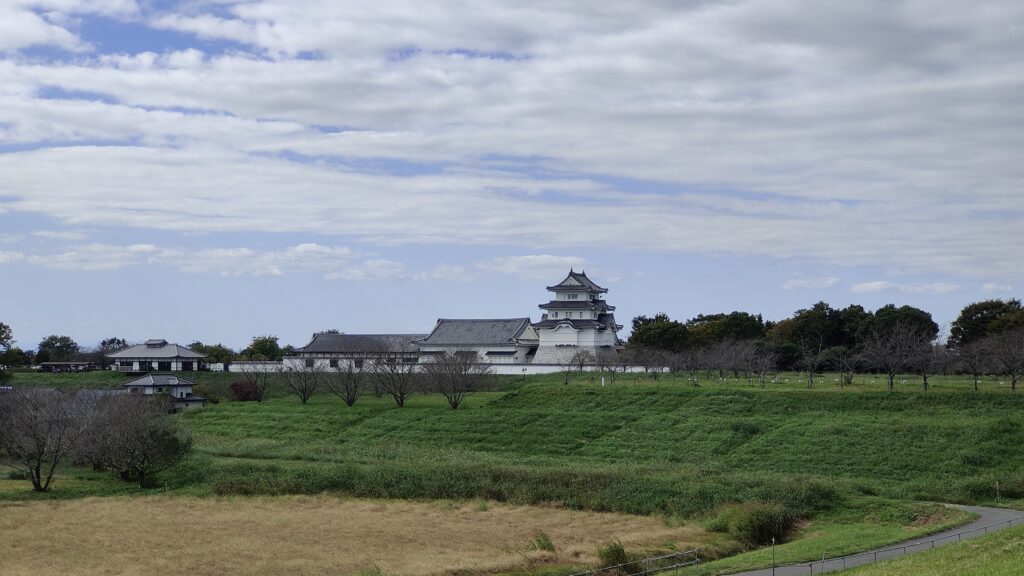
[305,358,315,368]
[567,293,578,299]
[329,358,338,368]
[354,359,364,369]
[552,312,559,318]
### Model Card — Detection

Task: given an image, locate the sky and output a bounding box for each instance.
[0,0,1022,351]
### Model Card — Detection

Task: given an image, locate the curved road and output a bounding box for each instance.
[724,505,1024,576]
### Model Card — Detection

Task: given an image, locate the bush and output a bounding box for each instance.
[192,384,220,404]
[597,541,629,567]
[7,469,29,480]
[229,380,262,402]
[707,502,796,547]
[532,531,556,552]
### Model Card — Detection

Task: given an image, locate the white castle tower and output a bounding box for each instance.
[531,269,622,364]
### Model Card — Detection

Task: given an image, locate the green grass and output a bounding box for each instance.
[837,524,1024,576]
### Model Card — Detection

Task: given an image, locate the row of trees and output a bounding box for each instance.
[627,299,1024,391]
[0,390,191,492]
[235,351,496,410]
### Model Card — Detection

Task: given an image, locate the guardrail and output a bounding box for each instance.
[570,548,700,576]
[795,515,1024,574]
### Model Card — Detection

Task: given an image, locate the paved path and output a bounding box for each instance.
[723,505,1024,575]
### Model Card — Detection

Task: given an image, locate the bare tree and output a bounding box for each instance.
[570,349,597,372]
[754,345,778,389]
[238,364,279,403]
[955,339,991,392]
[422,351,494,409]
[595,348,622,383]
[86,395,191,488]
[914,341,947,391]
[280,364,322,404]
[0,389,92,492]
[798,334,828,388]
[860,323,929,391]
[825,346,858,389]
[325,364,365,406]
[369,353,420,407]
[988,329,1024,392]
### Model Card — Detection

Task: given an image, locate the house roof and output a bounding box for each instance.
[538,300,614,311]
[122,374,195,388]
[534,313,622,332]
[292,333,425,354]
[417,318,534,346]
[546,270,608,293]
[106,341,205,359]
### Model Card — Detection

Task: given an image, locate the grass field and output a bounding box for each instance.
[838,523,1024,576]
[3,371,1024,574]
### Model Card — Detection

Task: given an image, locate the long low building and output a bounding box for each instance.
[106,340,207,372]
[285,332,424,370]
[416,318,538,364]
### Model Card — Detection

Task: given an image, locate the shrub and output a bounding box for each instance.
[7,469,29,480]
[229,380,262,402]
[597,541,629,567]
[532,531,556,552]
[191,384,220,404]
[707,502,796,547]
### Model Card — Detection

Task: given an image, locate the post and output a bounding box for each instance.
[772,537,776,576]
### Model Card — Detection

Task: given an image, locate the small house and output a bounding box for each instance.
[106,339,206,373]
[123,374,205,410]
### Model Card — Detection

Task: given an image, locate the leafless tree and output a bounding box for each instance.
[955,339,991,392]
[369,353,421,407]
[914,341,948,391]
[325,364,365,406]
[754,346,778,389]
[280,364,322,404]
[238,364,279,402]
[595,348,622,383]
[798,334,828,388]
[860,322,930,391]
[85,395,191,488]
[0,389,92,492]
[570,349,597,372]
[825,346,858,389]
[987,329,1024,392]
[422,351,495,409]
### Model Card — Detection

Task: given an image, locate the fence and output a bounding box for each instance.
[795,515,1024,575]
[569,548,700,576]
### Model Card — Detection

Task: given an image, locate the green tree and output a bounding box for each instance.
[0,321,12,351]
[949,299,1023,348]
[242,335,283,361]
[188,341,236,364]
[628,314,689,352]
[870,304,939,342]
[37,335,80,363]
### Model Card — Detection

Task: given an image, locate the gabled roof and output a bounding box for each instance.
[122,374,195,388]
[546,269,608,293]
[417,318,535,346]
[292,333,425,354]
[106,341,205,359]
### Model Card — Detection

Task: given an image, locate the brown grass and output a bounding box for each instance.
[0,496,706,576]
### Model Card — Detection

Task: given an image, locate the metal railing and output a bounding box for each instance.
[570,548,700,576]
[794,515,1024,575]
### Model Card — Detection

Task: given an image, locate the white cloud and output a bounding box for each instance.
[476,255,587,279]
[0,1,1022,281]
[983,282,1013,293]
[782,276,839,290]
[0,250,25,263]
[850,281,962,295]
[32,230,88,241]
[24,242,155,270]
[153,243,356,277]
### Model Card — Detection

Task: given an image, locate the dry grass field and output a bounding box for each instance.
[0,495,707,576]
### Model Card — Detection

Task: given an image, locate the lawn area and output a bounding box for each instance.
[3,373,1024,575]
[838,523,1024,576]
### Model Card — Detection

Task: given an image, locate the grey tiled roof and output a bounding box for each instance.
[546,270,607,293]
[106,342,205,359]
[293,333,425,354]
[122,374,195,388]
[417,318,533,346]
[533,319,605,330]
[539,300,615,310]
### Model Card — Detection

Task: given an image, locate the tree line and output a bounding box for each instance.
[626,298,1024,390]
[0,389,191,492]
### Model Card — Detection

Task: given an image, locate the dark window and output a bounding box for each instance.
[158,361,171,371]
[182,362,194,371]
[305,358,315,368]
[354,359,364,369]
[329,358,338,368]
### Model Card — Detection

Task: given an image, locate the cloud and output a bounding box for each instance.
[25,243,155,270]
[0,251,25,264]
[32,230,89,241]
[476,255,587,279]
[0,1,1021,281]
[983,283,1013,293]
[152,243,356,277]
[850,281,962,295]
[782,276,839,290]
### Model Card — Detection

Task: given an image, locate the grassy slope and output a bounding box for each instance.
[838,524,1024,576]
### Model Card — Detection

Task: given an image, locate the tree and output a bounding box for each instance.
[0,389,92,492]
[754,345,777,389]
[955,339,991,392]
[0,321,12,351]
[870,304,939,343]
[188,341,236,365]
[280,364,321,404]
[570,349,597,371]
[824,346,858,388]
[325,364,365,407]
[242,335,283,361]
[629,314,689,352]
[914,341,948,392]
[949,299,1023,348]
[987,329,1024,392]
[422,351,495,409]
[594,348,622,383]
[86,395,191,488]
[238,364,278,402]
[99,337,128,354]
[369,353,420,407]
[37,334,80,363]
[860,322,930,391]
